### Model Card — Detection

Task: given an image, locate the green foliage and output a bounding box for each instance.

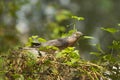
[61,29,77,38]
[39,46,59,54]
[0,0,26,53]
[84,36,95,39]
[72,16,85,21]
[90,27,120,80]
[101,27,119,34]
[38,38,47,42]
[55,10,72,22]
[46,22,66,39]
[26,35,46,46]
[109,40,120,49]
[0,0,120,79]
[4,47,107,80]
[118,24,120,26]
[56,47,80,66]
[2,25,120,80]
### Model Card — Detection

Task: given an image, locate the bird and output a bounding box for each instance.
[31,31,83,50]
[21,31,83,57]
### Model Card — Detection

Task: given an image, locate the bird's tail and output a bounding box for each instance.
[31,42,41,48]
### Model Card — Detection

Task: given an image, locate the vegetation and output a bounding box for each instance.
[0,0,120,80]
[4,47,107,80]
[1,27,120,80]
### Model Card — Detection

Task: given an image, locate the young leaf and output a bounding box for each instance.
[84,36,95,39]
[61,30,76,38]
[90,52,100,56]
[38,38,47,42]
[118,24,120,26]
[101,27,119,34]
[32,35,38,39]
[72,16,85,21]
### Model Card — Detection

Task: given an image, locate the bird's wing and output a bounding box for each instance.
[31,31,83,49]
[42,38,68,48]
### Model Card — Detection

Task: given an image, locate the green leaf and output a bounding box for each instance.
[56,47,80,60]
[28,37,33,42]
[90,52,100,56]
[56,52,64,58]
[66,61,72,66]
[55,10,71,22]
[71,58,79,63]
[32,35,38,39]
[38,38,46,42]
[66,58,79,66]
[61,30,76,38]
[101,27,119,34]
[96,44,104,53]
[46,46,59,50]
[92,44,104,53]
[109,40,120,49]
[26,36,46,47]
[103,55,112,61]
[118,24,120,26]
[72,16,85,21]
[29,35,39,43]
[84,36,95,39]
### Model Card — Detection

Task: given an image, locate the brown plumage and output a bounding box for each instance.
[32,31,83,50]
[21,31,84,57]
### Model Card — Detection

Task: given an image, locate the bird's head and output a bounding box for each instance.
[72,31,84,38]
[66,31,83,46]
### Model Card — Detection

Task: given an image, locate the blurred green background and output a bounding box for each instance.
[0,0,120,59]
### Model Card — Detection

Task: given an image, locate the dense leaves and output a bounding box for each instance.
[0,0,120,80]
[5,47,107,80]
